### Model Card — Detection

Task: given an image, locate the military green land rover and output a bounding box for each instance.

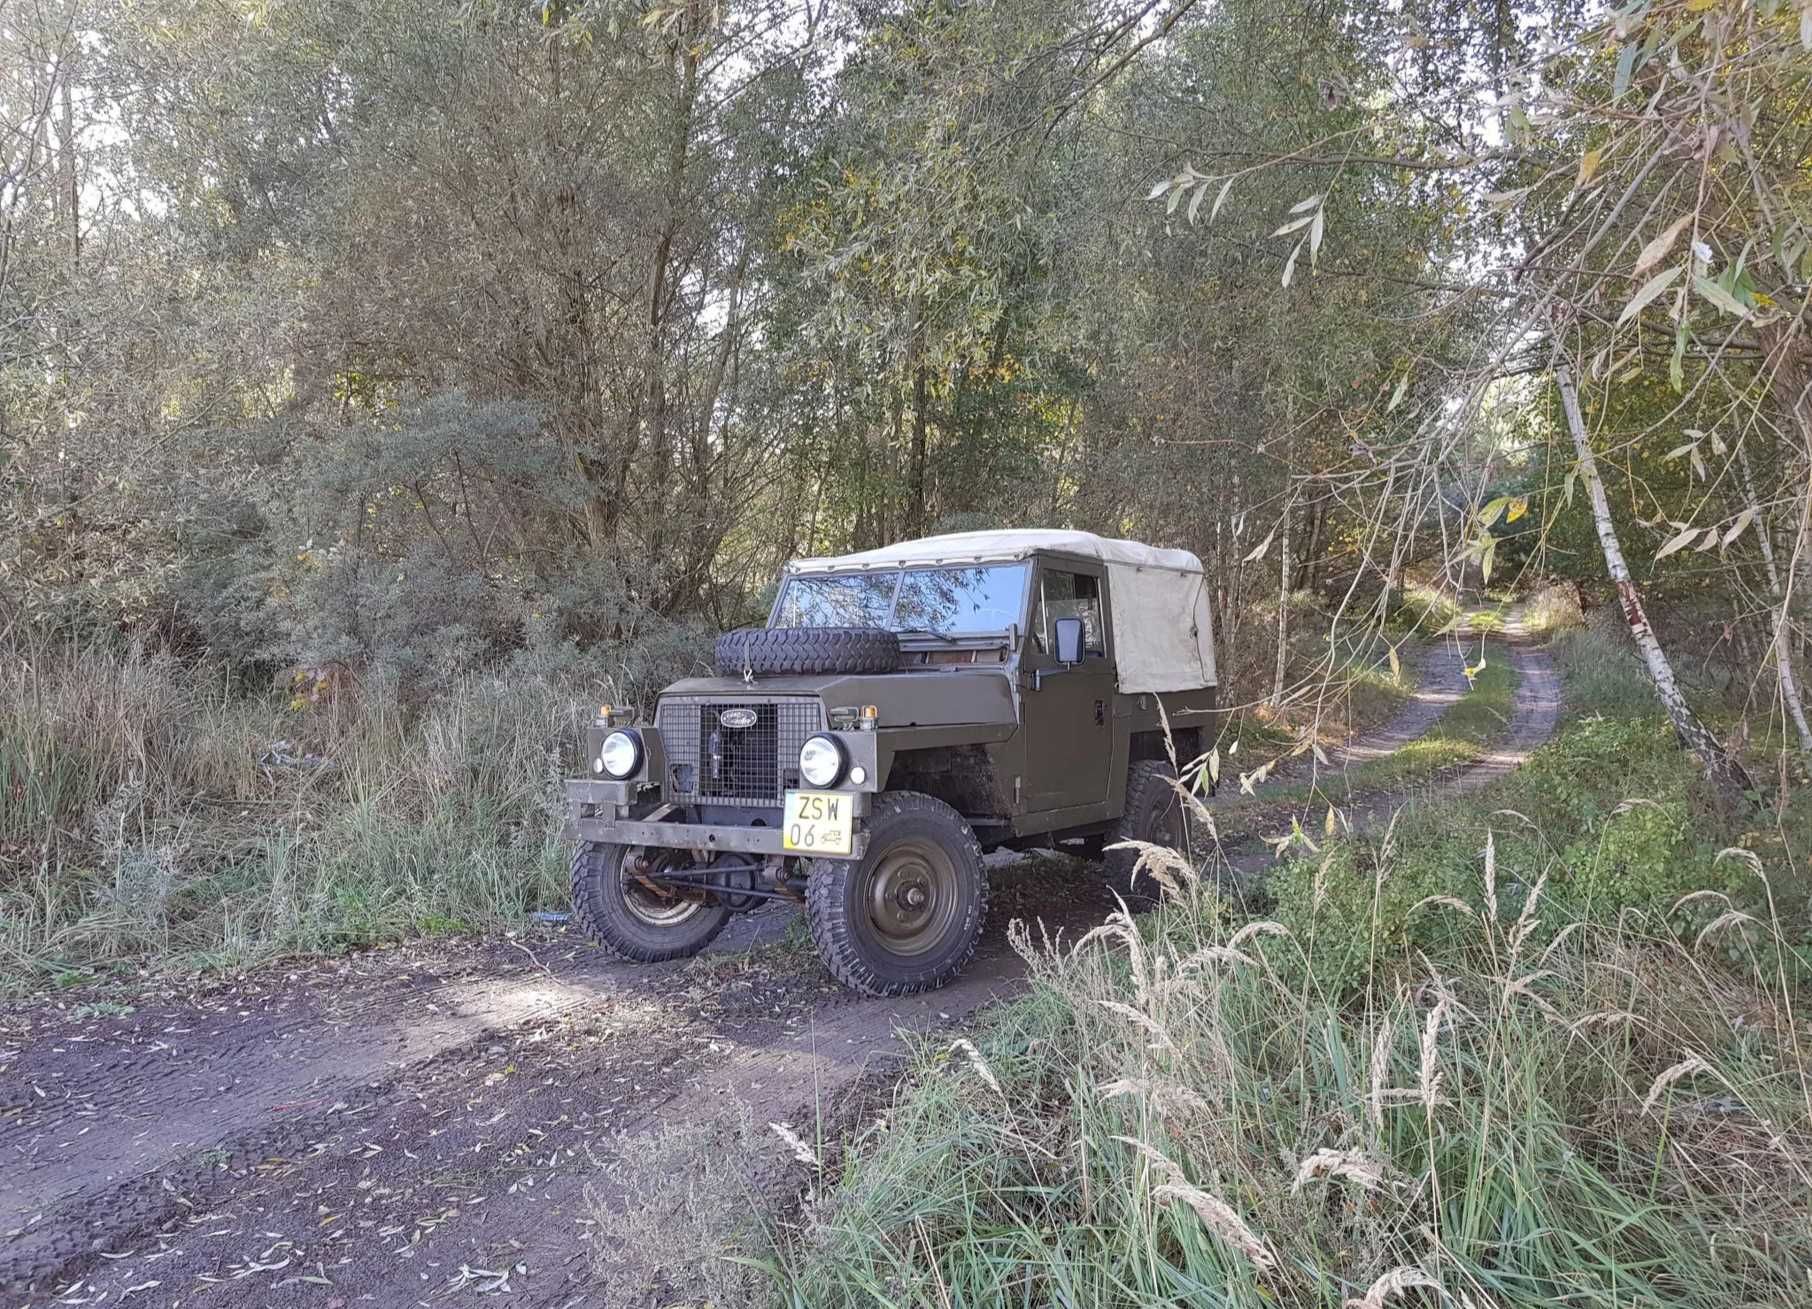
[565,529,1219,996]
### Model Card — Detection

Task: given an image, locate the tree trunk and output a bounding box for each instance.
[1737,443,1812,753]
[1271,497,1292,707]
[907,363,929,537]
[1295,496,1325,592]
[1556,367,1754,802]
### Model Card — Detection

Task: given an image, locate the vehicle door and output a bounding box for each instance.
[1021,561,1115,812]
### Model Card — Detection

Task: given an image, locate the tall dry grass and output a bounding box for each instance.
[772,855,1812,1307]
[769,623,1812,1307]
[0,632,603,988]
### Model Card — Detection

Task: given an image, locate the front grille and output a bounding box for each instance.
[655,697,823,806]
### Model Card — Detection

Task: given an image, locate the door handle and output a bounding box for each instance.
[1094,700,1105,726]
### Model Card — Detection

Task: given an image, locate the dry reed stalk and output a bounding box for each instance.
[1229,920,1291,949]
[1152,1182,1277,1272]
[1368,1020,1394,1132]
[1291,1148,1396,1193]
[1345,1266,1440,1308]
[1111,1134,1184,1184]
[769,1122,818,1167]
[948,1038,1003,1096]
[1100,1077,1211,1117]
[1419,985,1451,1111]
[1098,999,1178,1051]
[1642,1054,1710,1114]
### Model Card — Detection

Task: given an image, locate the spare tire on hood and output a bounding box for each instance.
[714,626,901,678]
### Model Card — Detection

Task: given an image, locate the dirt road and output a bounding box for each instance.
[1,630,1558,1308]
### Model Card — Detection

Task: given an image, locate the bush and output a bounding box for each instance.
[1524,579,1585,634]
[1561,797,1733,928]
[1268,823,1481,995]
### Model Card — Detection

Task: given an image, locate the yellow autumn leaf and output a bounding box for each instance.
[1506,496,1528,523]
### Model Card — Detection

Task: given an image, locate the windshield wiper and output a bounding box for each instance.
[893,626,962,646]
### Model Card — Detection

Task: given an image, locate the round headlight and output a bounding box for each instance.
[798,734,847,788]
[599,729,643,780]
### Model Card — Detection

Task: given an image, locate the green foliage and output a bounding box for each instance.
[1268,825,1477,995]
[1561,798,1730,928]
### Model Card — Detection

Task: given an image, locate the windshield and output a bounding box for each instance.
[773,564,1030,636]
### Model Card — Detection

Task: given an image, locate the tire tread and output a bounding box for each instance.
[805,792,987,996]
[570,842,729,962]
[714,626,901,677]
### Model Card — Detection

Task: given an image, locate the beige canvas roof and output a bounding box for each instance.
[788,529,1202,574]
[788,530,1216,692]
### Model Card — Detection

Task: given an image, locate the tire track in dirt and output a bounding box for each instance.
[0,627,1560,1307]
[0,864,1120,1305]
[1225,621,1560,878]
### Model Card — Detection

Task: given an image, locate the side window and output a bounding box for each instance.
[1036,571,1105,656]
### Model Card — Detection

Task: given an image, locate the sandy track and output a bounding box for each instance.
[0,628,1558,1307]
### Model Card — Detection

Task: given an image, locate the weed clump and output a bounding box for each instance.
[0,631,616,989]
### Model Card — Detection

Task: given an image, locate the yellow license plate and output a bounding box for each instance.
[783,790,854,855]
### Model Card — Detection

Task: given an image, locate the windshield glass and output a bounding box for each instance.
[772,563,1029,636]
[771,573,895,628]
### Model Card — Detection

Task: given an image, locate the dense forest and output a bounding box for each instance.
[8,5,1812,1305]
[6,0,1812,951]
[5,0,1804,721]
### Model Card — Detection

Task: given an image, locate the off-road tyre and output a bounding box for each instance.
[714,626,901,678]
[1105,760,1190,890]
[570,842,731,962]
[805,792,988,997]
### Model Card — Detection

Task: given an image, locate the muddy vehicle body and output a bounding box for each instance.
[566,530,1219,995]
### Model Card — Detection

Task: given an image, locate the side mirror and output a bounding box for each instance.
[1054,616,1085,666]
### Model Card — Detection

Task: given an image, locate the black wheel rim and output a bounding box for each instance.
[621,850,706,928]
[864,838,959,957]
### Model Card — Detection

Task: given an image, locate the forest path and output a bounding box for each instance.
[0,622,1557,1308]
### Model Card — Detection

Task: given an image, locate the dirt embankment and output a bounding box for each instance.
[1,631,1559,1308]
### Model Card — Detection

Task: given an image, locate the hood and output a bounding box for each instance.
[658,667,1016,729]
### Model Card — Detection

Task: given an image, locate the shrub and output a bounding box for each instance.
[1523,579,1585,634]
[1560,797,1732,929]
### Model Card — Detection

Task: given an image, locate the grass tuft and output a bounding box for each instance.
[0,631,587,991]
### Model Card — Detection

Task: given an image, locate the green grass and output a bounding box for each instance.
[1216,652,1518,821]
[0,634,580,993]
[764,626,1812,1309]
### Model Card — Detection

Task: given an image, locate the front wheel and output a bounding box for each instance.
[805,792,988,996]
[571,843,732,962]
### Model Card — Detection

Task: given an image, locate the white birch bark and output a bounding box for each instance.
[1557,367,1754,799]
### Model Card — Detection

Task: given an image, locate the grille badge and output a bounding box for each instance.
[718,707,759,730]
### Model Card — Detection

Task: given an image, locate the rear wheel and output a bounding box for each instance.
[1105,760,1190,887]
[571,843,732,962]
[805,793,988,996]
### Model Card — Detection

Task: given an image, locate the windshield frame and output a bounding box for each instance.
[769,561,1033,642]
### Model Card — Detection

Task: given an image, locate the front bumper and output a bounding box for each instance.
[565,780,871,862]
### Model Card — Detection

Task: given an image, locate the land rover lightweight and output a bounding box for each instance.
[565,529,1219,996]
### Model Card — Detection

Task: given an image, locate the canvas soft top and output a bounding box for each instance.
[787,528,1201,575]
[787,530,1216,693]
